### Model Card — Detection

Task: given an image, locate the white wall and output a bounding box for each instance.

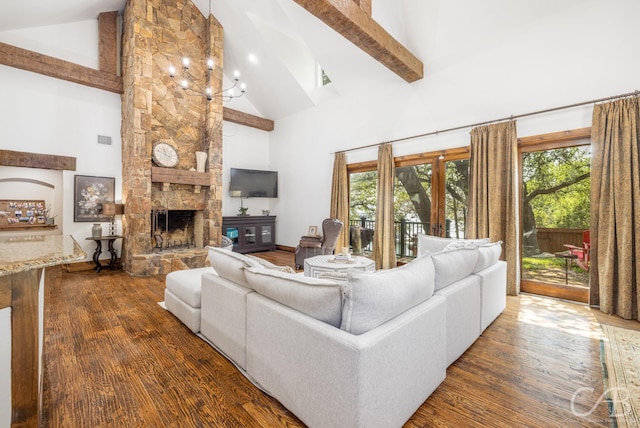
[0,20,99,68]
[0,21,122,260]
[221,121,273,217]
[269,0,640,246]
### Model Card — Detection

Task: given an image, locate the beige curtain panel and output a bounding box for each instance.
[591,96,640,320]
[372,143,397,270]
[467,121,520,295]
[330,152,350,252]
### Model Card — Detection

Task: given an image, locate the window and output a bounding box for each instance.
[394,163,432,256]
[348,148,470,257]
[395,152,469,256]
[349,170,377,253]
[321,69,331,86]
[317,65,332,87]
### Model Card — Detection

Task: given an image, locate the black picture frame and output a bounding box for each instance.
[74,175,115,222]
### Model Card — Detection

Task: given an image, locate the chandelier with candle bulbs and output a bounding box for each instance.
[168,57,246,102]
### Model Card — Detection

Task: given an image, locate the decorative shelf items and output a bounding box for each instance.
[0,199,56,230]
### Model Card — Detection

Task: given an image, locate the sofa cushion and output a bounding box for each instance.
[165,266,213,308]
[416,234,490,257]
[243,267,344,327]
[432,247,478,291]
[340,254,435,335]
[473,241,503,273]
[207,246,262,288]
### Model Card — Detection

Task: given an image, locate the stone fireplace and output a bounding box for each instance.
[151,210,202,251]
[120,0,224,275]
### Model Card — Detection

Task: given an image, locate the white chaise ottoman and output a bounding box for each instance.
[164,267,213,333]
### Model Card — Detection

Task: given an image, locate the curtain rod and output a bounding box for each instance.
[333,89,639,155]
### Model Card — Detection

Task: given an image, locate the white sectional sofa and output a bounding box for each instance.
[163,236,506,428]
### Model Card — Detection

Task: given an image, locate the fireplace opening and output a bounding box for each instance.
[151,209,198,251]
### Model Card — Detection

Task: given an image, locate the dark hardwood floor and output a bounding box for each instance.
[41,250,637,427]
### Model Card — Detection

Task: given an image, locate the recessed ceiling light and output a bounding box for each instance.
[248,53,258,64]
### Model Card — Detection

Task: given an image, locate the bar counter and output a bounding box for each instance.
[0,235,85,427]
[0,234,85,276]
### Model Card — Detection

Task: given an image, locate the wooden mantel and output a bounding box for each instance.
[151,167,210,186]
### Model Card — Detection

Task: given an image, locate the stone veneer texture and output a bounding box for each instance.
[121,0,223,275]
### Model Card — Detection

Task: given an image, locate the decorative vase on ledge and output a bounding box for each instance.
[92,223,102,238]
[195,151,207,172]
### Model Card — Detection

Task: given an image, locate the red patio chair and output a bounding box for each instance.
[563,230,590,270]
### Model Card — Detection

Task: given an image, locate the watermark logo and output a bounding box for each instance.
[571,386,631,418]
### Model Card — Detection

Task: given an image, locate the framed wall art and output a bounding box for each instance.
[74,175,115,222]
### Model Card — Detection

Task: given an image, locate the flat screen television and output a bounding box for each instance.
[229,168,278,198]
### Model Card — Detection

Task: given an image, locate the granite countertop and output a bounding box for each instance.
[0,234,86,276]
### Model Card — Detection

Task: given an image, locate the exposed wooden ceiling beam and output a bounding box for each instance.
[0,42,123,94]
[0,49,276,133]
[223,107,275,131]
[0,150,76,171]
[352,0,371,15]
[292,0,423,83]
[98,11,119,75]
[0,40,273,132]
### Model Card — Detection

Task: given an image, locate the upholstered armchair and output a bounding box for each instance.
[294,218,344,269]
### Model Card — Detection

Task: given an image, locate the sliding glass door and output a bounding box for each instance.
[519,132,591,302]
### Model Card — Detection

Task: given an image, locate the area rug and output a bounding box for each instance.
[601,324,640,427]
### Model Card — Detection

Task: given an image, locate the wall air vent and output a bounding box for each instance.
[97,135,112,145]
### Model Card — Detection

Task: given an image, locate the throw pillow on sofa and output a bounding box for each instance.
[443,240,480,251]
[431,247,478,291]
[247,254,296,274]
[244,267,344,327]
[207,246,263,288]
[416,234,490,257]
[473,241,503,273]
[340,254,436,335]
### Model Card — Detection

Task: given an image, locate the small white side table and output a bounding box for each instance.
[304,254,375,280]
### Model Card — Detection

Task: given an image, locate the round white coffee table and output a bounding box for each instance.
[304,254,375,280]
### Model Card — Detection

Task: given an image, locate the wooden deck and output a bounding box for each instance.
[40,250,637,427]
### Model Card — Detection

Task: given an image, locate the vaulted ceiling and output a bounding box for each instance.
[0,0,426,121]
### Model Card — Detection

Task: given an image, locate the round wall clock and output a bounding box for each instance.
[152,142,179,168]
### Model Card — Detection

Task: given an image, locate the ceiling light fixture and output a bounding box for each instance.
[167,0,245,102]
[168,61,246,102]
[169,0,246,101]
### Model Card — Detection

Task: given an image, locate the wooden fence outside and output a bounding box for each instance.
[536,228,586,254]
